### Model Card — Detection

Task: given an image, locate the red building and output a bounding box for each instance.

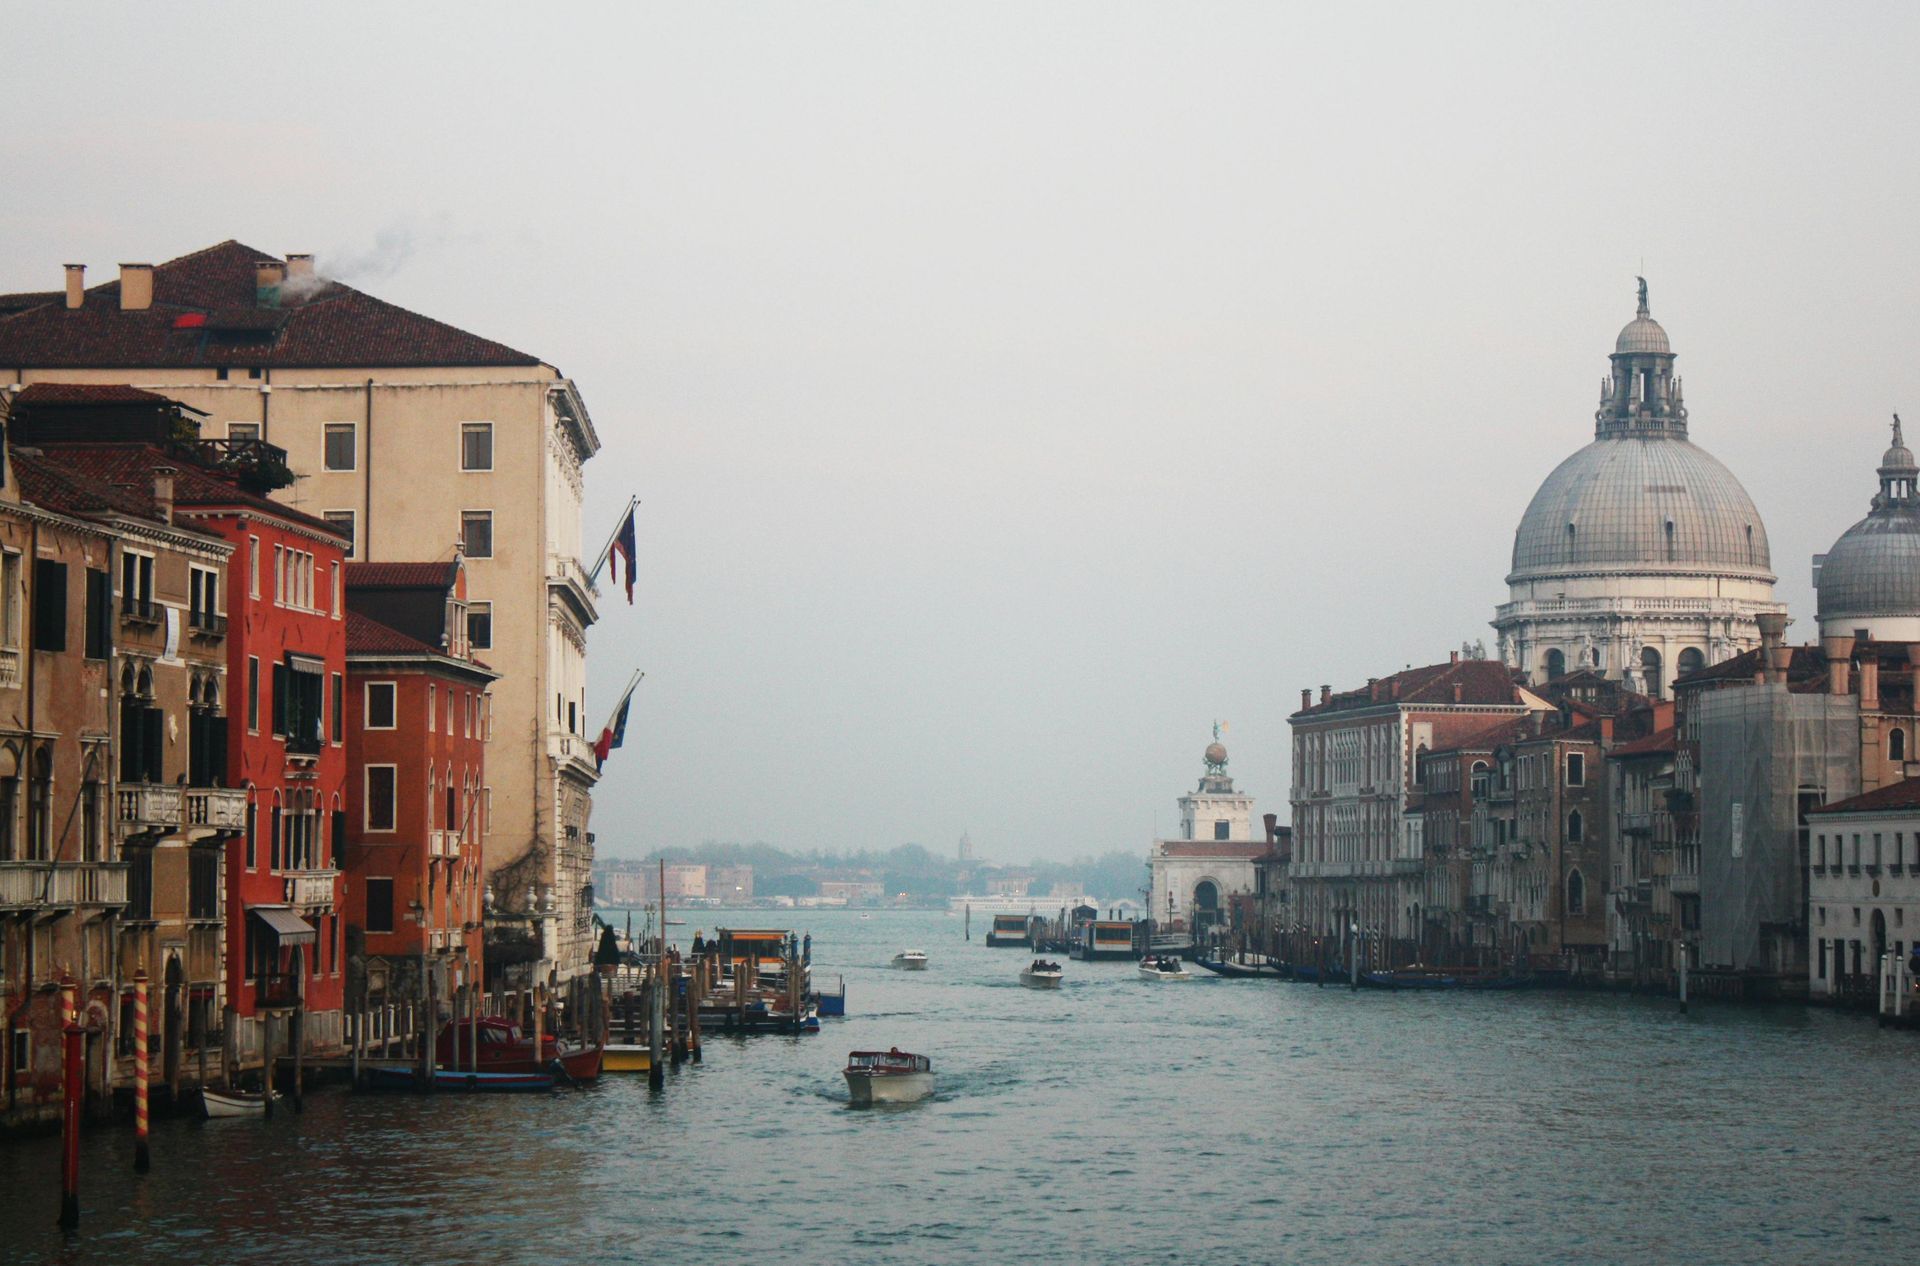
[341,561,492,1024]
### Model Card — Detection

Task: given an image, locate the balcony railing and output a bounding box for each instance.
[284,869,338,909]
[187,610,229,638]
[0,646,19,689]
[255,973,301,1008]
[118,783,181,829]
[1670,872,1700,895]
[0,861,129,910]
[186,787,248,832]
[120,595,162,625]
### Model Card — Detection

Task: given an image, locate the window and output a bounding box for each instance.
[189,848,219,921]
[365,682,397,729]
[1565,753,1585,787]
[467,601,493,650]
[245,800,256,871]
[366,766,397,832]
[188,566,220,633]
[80,780,101,861]
[248,537,260,599]
[83,568,112,659]
[119,552,154,616]
[32,559,66,651]
[332,674,344,743]
[27,749,51,861]
[0,551,19,647]
[276,659,326,754]
[461,422,493,471]
[228,423,261,443]
[1213,820,1230,841]
[1893,729,1908,763]
[366,878,395,934]
[323,512,357,559]
[460,510,493,559]
[428,685,436,730]
[247,658,260,732]
[1565,869,1586,915]
[1567,810,1584,843]
[323,423,356,471]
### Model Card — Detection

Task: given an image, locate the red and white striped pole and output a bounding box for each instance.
[133,971,150,1173]
[58,976,81,1230]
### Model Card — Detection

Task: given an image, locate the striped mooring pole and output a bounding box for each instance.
[133,971,151,1173]
[58,976,81,1230]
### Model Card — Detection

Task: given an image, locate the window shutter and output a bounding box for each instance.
[272,664,287,736]
[32,560,66,652]
[332,674,343,743]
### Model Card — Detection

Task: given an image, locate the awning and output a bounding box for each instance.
[287,654,327,677]
[250,906,316,946]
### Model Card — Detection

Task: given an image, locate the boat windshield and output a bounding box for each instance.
[846,1050,930,1074]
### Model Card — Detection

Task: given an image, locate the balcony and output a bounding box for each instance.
[119,595,163,626]
[547,554,601,626]
[187,610,228,639]
[186,787,248,833]
[1670,872,1700,896]
[0,647,19,689]
[284,869,338,910]
[118,783,181,830]
[549,730,602,782]
[1620,812,1653,837]
[0,860,129,910]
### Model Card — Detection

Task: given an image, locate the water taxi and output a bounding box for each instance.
[844,1048,934,1105]
[1139,955,1191,981]
[892,949,929,970]
[1018,959,1064,989]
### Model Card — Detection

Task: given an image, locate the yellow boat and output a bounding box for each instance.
[603,1044,653,1073]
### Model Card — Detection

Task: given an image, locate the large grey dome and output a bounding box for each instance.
[1509,435,1774,581]
[1817,507,1920,622]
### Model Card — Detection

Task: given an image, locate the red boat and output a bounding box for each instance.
[436,1016,604,1082]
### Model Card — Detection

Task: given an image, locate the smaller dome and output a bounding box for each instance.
[1615,315,1671,355]
[1204,742,1228,767]
[1882,441,1916,473]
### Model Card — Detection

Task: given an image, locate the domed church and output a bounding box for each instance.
[1814,418,1920,642]
[1493,282,1785,698]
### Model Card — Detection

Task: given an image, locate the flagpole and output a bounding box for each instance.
[587,494,639,584]
[597,668,645,737]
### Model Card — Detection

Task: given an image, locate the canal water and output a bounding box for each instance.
[3,908,1917,1265]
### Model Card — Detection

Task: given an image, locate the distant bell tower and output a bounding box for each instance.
[1178,734,1255,841]
[957,832,974,863]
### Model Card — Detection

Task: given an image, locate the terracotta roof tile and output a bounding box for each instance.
[0,240,543,370]
[1810,776,1920,816]
[1295,658,1521,718]
[13,382,177,406]
[345,561,458,589]
[1608,727,1678,759]
[21,442,344,538]
[344,610,442,657]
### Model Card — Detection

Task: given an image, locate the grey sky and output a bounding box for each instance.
[5,5,1918,864]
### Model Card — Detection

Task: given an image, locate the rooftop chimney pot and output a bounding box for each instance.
[151,465,177,526]
[255,261,285,307]
[286,253,314,279]
[1320,685,1331,706]
[63,264,85,309]
[119,263,153,311]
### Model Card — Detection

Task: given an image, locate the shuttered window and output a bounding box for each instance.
[31,560,66,651]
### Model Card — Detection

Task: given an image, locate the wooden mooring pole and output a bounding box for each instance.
[58,977,82,1231]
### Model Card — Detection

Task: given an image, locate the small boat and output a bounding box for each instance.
[202,1088,276,1118]
[844,1048,934,1105]
[1195,952,1290,980]
[892,950,929,970]
[1018,959,1064,989]
[431,1068,555,1093]
[1139,955,1190,981]
[436,1016,604,1081]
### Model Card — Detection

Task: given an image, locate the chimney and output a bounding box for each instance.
[1452,682,1463,704]
[1756,611,1790,683]
[1860,655,1880,710]
[63,264,85,309]
[1263,812,1278,843]
[1301,688,1312,712]
[1821,634,1856,697]
[1450,649,1460,664]
[286,253,314,279]
[119,263,153,311]
[255,261,285,307]
[1320,685,1331,706]
[152,466,176,525]
[1367,677,1379,701]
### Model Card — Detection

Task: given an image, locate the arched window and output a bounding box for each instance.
[1677,647,1706,679]
[1641,647,1664,697]
[0,744,19,862]
[1892,728,1908,763]
[1566,868,1586,916]
[1567,809,1584,843]
[1545,648,1566,680]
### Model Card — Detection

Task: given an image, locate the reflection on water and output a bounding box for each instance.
[3,909,1917,1266]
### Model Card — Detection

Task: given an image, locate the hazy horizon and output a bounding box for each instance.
[7,4,1919,865]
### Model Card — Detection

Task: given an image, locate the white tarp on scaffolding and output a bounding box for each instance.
[1696,684,1858,973]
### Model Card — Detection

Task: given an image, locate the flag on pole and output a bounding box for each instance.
[608,503,638,604]
[593,672,643,769]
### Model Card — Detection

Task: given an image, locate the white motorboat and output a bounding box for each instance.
[1138,955,1191,981]
[202,1087,277,1118]
[891,949,929,970]
[1018,959,1064,989]
[844,1048,934,1105]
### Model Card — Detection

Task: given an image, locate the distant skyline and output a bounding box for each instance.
[7,5,1920,863]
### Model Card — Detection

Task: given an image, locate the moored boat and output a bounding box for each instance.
[1018,959,1064,989]
[891,949,929,970]
[844,1047,934,1105]
[1195,952,1289,980]
[432,1068,555,1093]
[602,1044,653,1073]
[202,1088,276,1118]
[436,1016,603,1081]
[984,914,1034,948]
[1138,955,1191,981]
